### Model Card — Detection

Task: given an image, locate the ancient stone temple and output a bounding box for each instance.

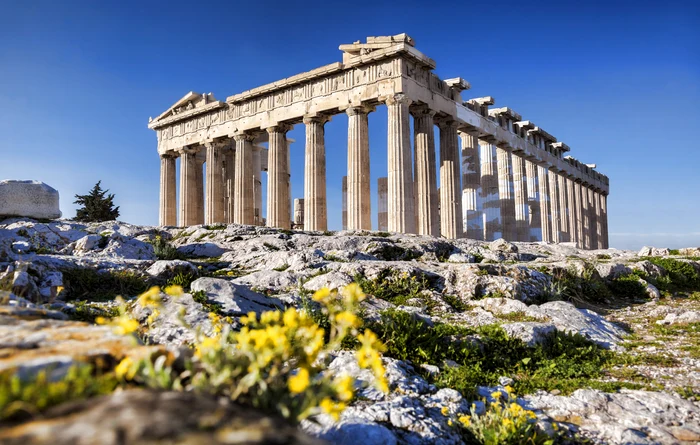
[149,34,609,249]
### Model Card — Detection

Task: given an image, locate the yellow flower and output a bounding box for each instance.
[114,356,134,380]
[195,336,220,358]
[113,316,139,335]
[334,311,359,328]
[441,406,449,416]
[502,417,515,430]
[137,286,161,307]
[491,390,502,400]
[146,309,160,325]
[312,287,332,303]
[335,375,354,402]
[447,419,453,426]
[164,285,183,297]
[320,397,346,421]
[260,310,281,325]
[340,283,366,305]
[288,368,310,394]
[458,415,471,427]
[504,385,514,395]
[56,286,64,295]
[283,308,299,328]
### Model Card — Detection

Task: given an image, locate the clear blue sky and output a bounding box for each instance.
[1,0,698,250]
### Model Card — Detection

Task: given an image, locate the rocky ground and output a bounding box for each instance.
[1,217,699,444]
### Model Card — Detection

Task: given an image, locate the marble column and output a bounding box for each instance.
[178,149,199,227]
[303,115,329,232]
[525,159,542,241]
[511,153,530,242]
[566,177,579,247]
[497,146,516,240]
[460,131,483,240]
[480,140,501,241]
[547,169,560,243]
[386,94,415,234]
[438,118,463,239]
[252,146,263,225]
[233,133,255,225]
[195,154,205,225]
[346,106,372,231]
[293,198,304,228]
[223,146,235,223]
[588,187,598,249]
[412,106,438,237]
[537,165,552,242]
[557,174,570,242]
[601,193,609,249]
[159,154,177,226]
[342,176,347,230]
[267,124,291,229]
[573,181,584,248]
[378,177,388,231]
[594,190,603,249]
[579,182,590,249]
[205,142,225,225]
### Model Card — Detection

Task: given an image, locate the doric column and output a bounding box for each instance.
[303,115,329,232]
[556,174,569,242]
[412,106,438,236]
[293,198,304,229]
[223,146,235,223]
[548,169,560,243]
[378,177,388,231]
[566,177,578,246]
[588,187,598,249]
[195,153,205,225]
[252,146,263,225]
[267,124,292,229]
[600,193,609,249]
[573,181,584,248]
[579,182,590,249]
[497,146,516,240]
[159,154,177,226]
[480,140,501,240]
[537,165,552,242]
[178,149,199,227]
[233,133,255,225]
[525,159,542,241]
[460,131,483,240]
[346,106,372,231]
[511,153,530,241]
[342,176,347,230]
[205,141,225,225]
[438,118,463,239]
[385,94,415,234]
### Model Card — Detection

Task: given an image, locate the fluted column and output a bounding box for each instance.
[293,198,304,228]
[178,149,199,227]
[573,181,584,248]
[412,106,438,236]
[303,115,329,232]
[438,118,463,239]
[346,106,372,231]
[525,159,542,241]
[386,94,415,234]
[557,174,569,242]
[548,169,561,243]
[600,194,609,249]
[159,154,177,226]
[588,187,598,249]
[480,140,501,240]
[511,154,530,241]
[566,177,578,246]
[497,146,516,240]
[378,177,388,231]
[267,124,292,229]
[252,146,263,225]
[205,142,225,224]
[233,133,255,225]
[223,146,235,224]
[195,153,205,225]
[579,183,590,249]
[460,131,482,240]
[537,165,552,242]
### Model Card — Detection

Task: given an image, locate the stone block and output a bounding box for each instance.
[0,180,61,220]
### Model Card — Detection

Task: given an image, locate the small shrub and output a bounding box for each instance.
[443,294,469,312]
[263,242,280,251]
[608,275,648,299]
[356,270,430,305]
[191,289,225,315]
[324,254,348,262]
[647,257,700,290]
[166,272,197,290]
[204,224,226,231]
[373,244,421,261]
[273,263,290,272]
[16,228,29,238]
[61,268,149,301]
[150,236,185,260]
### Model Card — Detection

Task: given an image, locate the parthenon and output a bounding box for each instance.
[149,34,609,249]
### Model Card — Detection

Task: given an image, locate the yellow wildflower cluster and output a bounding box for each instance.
[445,386,551,445]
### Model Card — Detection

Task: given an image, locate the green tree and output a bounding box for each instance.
[74,181,120,222]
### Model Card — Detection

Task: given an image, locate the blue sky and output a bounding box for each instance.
[1,0,698,250]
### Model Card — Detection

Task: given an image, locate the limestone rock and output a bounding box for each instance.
[190,277,284,316]
[73,234,103,253]
[502,322,557,346]
[177,242,228,258]
[490,238,518,253]
[0,389,325,445]
[146,259,198,279]
[638,246,670,257]
[538,301,626,349]
[0,180,61,220]
[655,311,700,325]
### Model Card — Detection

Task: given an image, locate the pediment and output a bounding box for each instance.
[148,91,224,129]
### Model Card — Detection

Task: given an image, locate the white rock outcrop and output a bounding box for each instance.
[0,180,61,220]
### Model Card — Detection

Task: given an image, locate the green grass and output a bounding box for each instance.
[443,294,469,312]
[191,289,226,316]
[356,270,431,306]
[273,264,290,272]
[68,301,120,323]
[61,268,150,302]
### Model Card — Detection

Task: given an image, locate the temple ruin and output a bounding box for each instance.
[148,34,609,249]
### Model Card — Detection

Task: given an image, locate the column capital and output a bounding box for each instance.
[176,144,202,155]
[303,114,332,125]
[204,139,231,150]
[384,93,412,107]
[233,132,257,143]
[409,104,436,119]
[265,123,293,134]
[435,116,458,130]
[160,151,179,159]
[346,104,375,116]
